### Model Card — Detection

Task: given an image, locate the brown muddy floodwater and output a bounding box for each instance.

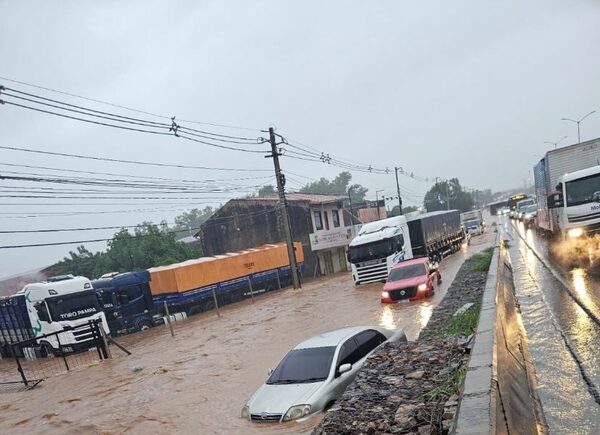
[0,231,495,435]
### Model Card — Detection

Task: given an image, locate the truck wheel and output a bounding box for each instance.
[40,342,55,358]
[135,319,152,331]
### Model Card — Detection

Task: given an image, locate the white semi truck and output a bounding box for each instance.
[0,275,110,356]
[347,211,464,284]
[534,138,600,239]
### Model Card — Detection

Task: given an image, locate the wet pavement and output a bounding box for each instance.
[503,217,600,433]
[0,232,494,434]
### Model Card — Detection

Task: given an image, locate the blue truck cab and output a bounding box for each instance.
[92,270,162,335]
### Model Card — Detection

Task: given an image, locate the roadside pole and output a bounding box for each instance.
[394,167,403,215]
[266,127,301,289]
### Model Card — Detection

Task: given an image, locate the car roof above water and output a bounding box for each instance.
[293,326,371,349]
[390,257,429,270]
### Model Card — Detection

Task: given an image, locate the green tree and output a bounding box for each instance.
[257,185,276,197]
[173,207,214,236]
[390,205,418,216]
[423,178,474,212]
[299,171,368,202]
[54,223,202,279]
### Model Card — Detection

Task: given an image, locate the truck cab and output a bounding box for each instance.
[92,270,162,335]
[18,275,109,354]
[555,166,600,239]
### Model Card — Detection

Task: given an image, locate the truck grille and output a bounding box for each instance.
[355,259,388,283]
[250,413,282,422]
[72,326,95,342]
[388,286,417,300]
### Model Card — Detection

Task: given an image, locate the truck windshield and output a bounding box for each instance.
[348,235,403,264]
[388,264,426,281]
[566,173,600,207]
[46,292,101,322]
[517,200,534,210]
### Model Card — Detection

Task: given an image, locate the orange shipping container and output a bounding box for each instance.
[148,242,303,296]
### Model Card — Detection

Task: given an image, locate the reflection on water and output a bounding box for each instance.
[418,304,433,329]
[379,305,396,330]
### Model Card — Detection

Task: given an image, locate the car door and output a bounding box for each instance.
[323,337,362,402]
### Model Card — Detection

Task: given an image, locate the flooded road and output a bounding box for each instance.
[0,232,494,434]
[504,217,600,432]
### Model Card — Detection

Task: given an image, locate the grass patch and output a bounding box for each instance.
[444,304,480,337]
[469,247,494,272]
[423,365,467,402]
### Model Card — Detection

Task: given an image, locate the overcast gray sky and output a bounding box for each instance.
[1,0,600,278]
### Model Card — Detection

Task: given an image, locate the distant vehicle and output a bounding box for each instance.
[92,243,304,335]
[460,210,484,235]
[516,198,535,221]
[347,211,463,285]
[488,200,508,216]
[381,257,440,303]
[534,139,600,241]
[0,275,109,357]
[241,326,406,423]
[507,193,528,219]
[522,204,537,228]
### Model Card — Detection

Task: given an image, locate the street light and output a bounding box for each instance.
[561,111,596,144]
[375,189,384,219]
[544,135,568,150]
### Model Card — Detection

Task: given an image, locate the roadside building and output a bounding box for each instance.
[197,194,384,277]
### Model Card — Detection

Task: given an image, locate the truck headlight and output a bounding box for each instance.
[568,228,584,238]
[283,404,311,421]
[241,404,250,419]
[417,283,428,292]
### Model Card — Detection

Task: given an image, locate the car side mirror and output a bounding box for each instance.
[338,363,352,375]
[267,368,274,376]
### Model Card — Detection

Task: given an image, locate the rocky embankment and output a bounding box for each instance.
[313,253,491,435]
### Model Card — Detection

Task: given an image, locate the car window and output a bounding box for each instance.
[337,338,361,371]
[266,346,336,384]
[354,330,387,358]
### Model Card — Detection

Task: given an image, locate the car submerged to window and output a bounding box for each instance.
[381,257,440,303]
[241,326,406,423]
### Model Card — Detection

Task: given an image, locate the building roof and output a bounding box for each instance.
[241,193,347,205]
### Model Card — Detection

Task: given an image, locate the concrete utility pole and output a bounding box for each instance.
[394,167,403,215]
[446,181,450,210]
[375,189,384,219]
[267,127,301,289]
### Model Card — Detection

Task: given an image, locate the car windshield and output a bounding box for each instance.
[518,200,534,211]
[524,205,537,213]
[388,264,426,281]
[566,173,600,207]
[46,291,101,322]
[266,346,336,384]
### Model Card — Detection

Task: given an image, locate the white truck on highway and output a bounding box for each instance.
[534,138,600,252]
[0,275,110,356]
[347,211,464,284]
[460,210,484,235]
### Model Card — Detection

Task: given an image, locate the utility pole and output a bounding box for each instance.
[347,187,355,226]
[394,167,403,215]
[375,189,384,219]
[267,127,301,289]
[446,181,450,210]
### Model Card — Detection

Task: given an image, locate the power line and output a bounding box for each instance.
[0,76,262,132]
[0,145,271,172]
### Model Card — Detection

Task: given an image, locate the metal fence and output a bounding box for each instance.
[0,319,109,392]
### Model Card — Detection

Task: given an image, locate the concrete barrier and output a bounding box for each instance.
[454,243,546,434]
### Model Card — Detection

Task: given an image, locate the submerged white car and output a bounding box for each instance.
[241,326,406,423]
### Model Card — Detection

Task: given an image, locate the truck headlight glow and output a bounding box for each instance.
[417,283,428,292]
[568,228,584,238]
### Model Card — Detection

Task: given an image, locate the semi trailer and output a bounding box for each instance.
[92,243,304,335]
[347,211,464,284]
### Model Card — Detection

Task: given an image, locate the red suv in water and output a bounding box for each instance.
[381,257,441,303]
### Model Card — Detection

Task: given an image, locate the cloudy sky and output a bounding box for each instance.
[1,0,600,278]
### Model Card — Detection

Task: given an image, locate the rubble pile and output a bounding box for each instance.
[313,257,489,435]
